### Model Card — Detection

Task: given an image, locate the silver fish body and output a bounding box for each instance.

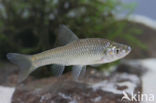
[32,38,131,67]
[7,25,131,82]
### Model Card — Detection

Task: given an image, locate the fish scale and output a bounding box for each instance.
[31,38,113,67]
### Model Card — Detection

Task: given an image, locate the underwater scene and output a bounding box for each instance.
[0,0,156,103]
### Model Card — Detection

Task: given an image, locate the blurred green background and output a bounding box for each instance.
[0,0,144,59]
[0,0,146,77]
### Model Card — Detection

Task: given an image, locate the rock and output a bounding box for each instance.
[117,60,147,77]
[12,66,142,103]
[0,62,18,86]
[122,21,156,59]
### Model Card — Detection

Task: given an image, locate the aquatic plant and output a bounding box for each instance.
[0,0,143,60]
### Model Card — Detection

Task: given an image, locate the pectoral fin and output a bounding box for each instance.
[72,65,86,80]
[51,64,65,76]
[55,24,79,47]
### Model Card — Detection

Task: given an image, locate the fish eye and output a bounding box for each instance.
[116,49,120,54]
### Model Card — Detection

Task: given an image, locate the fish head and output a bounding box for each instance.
[102,41,131,63]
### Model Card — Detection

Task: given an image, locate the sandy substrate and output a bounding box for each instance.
[140,59,156,103]
[0,86,15,103]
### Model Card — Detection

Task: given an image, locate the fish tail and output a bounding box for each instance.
[7,53,36,82]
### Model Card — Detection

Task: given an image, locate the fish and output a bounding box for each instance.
[7,25,131,82]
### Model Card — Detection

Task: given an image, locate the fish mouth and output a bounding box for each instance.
[121,46,131,58]
[127,46,132,54]
[128,46,131,52]
[123,46,131,58]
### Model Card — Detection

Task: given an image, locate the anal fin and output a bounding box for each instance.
[80,66,86,78]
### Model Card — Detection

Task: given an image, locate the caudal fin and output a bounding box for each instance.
[7,53,36,82]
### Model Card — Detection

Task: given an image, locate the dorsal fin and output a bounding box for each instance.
[55,24,79,47]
